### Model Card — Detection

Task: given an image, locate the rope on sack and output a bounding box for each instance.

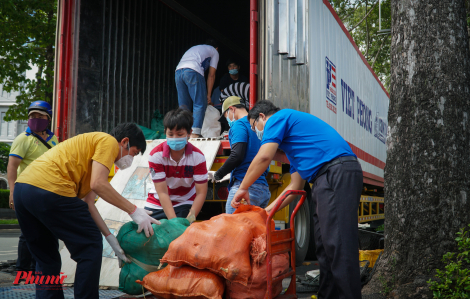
[126,254,161,272]
[250,235,267,266]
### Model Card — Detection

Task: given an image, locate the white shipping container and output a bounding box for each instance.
[260,0,389,186]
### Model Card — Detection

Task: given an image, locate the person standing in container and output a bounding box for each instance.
[208,96,270,214]
[8,101,59,274]
[14,123,160,299]
[219,58,248,92]
[175,39,219,138]
[231,100,363,299]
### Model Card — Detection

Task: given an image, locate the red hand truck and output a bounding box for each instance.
[265,189,307,299]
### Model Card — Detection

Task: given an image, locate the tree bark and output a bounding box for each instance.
[363,0,470,298]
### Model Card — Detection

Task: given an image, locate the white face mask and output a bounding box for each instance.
[254,117,265,141]
[115,142,134,170]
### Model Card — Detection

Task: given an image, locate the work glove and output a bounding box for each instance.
[105,233,130,266]
[129,206,161,237]
[208,171,216,182]
[208,171,224,182]
[186,208,196,224]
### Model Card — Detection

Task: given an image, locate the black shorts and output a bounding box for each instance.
[144,205,191,220]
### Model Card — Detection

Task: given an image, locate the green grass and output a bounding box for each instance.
[0,219,18,224]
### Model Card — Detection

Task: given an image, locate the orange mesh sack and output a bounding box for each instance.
[226,253,290,299]
[161,205,270,285]
[136,265,225,299]
[233,204,275,234]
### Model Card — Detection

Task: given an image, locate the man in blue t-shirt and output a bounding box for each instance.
[209,96,270,214]
[231,100,363,299]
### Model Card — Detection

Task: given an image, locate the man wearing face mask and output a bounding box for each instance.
[231,100,363,299]
[219,58,248,92]
[8,101,59,274]
[209,96,270,214]
[145,108,208,220]
[13,123,160,299]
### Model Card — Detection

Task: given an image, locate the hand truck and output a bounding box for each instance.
[265,189,307,299]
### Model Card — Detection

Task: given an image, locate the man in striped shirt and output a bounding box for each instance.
[145,108,208,220]
[219,82,250,107]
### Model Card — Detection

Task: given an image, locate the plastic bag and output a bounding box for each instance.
[136,265,225,299]
[201,106,221,137]
[161,206,271,285]
[117,218,190,295]
[226,253,289,299]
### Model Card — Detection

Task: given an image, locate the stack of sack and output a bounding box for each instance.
[136,205,290,299]
[117,218,190,294]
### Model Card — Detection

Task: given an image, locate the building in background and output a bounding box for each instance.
[0,85,28,145]
[0,84,28,188]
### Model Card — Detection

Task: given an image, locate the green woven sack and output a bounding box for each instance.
[137,125,161,140]
[117,218,190,295]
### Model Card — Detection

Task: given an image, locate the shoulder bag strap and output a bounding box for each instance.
[30,132,52,150]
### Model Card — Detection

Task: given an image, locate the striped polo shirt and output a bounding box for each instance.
[219,82,250,109]
[145,141,208,209]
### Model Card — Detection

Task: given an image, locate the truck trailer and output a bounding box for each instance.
[54,0,389,286]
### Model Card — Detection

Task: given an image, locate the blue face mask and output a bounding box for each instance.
[226,110,236,127]
[167,137,187,151]
[229,69,239,75]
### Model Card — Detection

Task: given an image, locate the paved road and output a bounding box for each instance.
[0,229,65,262]
[0,229,21,261]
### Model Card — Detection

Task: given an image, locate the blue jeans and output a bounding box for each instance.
[14,183,102,299]
[225,180,271,214]
[175,68,207,135]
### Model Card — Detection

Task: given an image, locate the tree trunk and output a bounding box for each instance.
[363,0,470,298]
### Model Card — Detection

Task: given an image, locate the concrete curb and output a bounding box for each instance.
[0,209,17,219]
[0,224,20,229]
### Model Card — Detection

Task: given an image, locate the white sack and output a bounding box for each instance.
[201,106,221,138]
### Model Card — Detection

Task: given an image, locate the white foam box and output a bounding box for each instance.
[274,220,286,230]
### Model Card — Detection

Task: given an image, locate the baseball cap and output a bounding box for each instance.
[222,96,244,114]
[28,110,49,117]
[218,96,245,122]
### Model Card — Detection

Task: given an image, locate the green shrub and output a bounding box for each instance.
[0,142,10,173]
[0,189,10,209]
[427,224,470,298]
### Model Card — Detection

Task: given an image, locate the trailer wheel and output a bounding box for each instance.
[289,193,310,266]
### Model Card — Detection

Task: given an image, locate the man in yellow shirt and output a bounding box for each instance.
[14,123,159,299]
[8,101,59,273]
